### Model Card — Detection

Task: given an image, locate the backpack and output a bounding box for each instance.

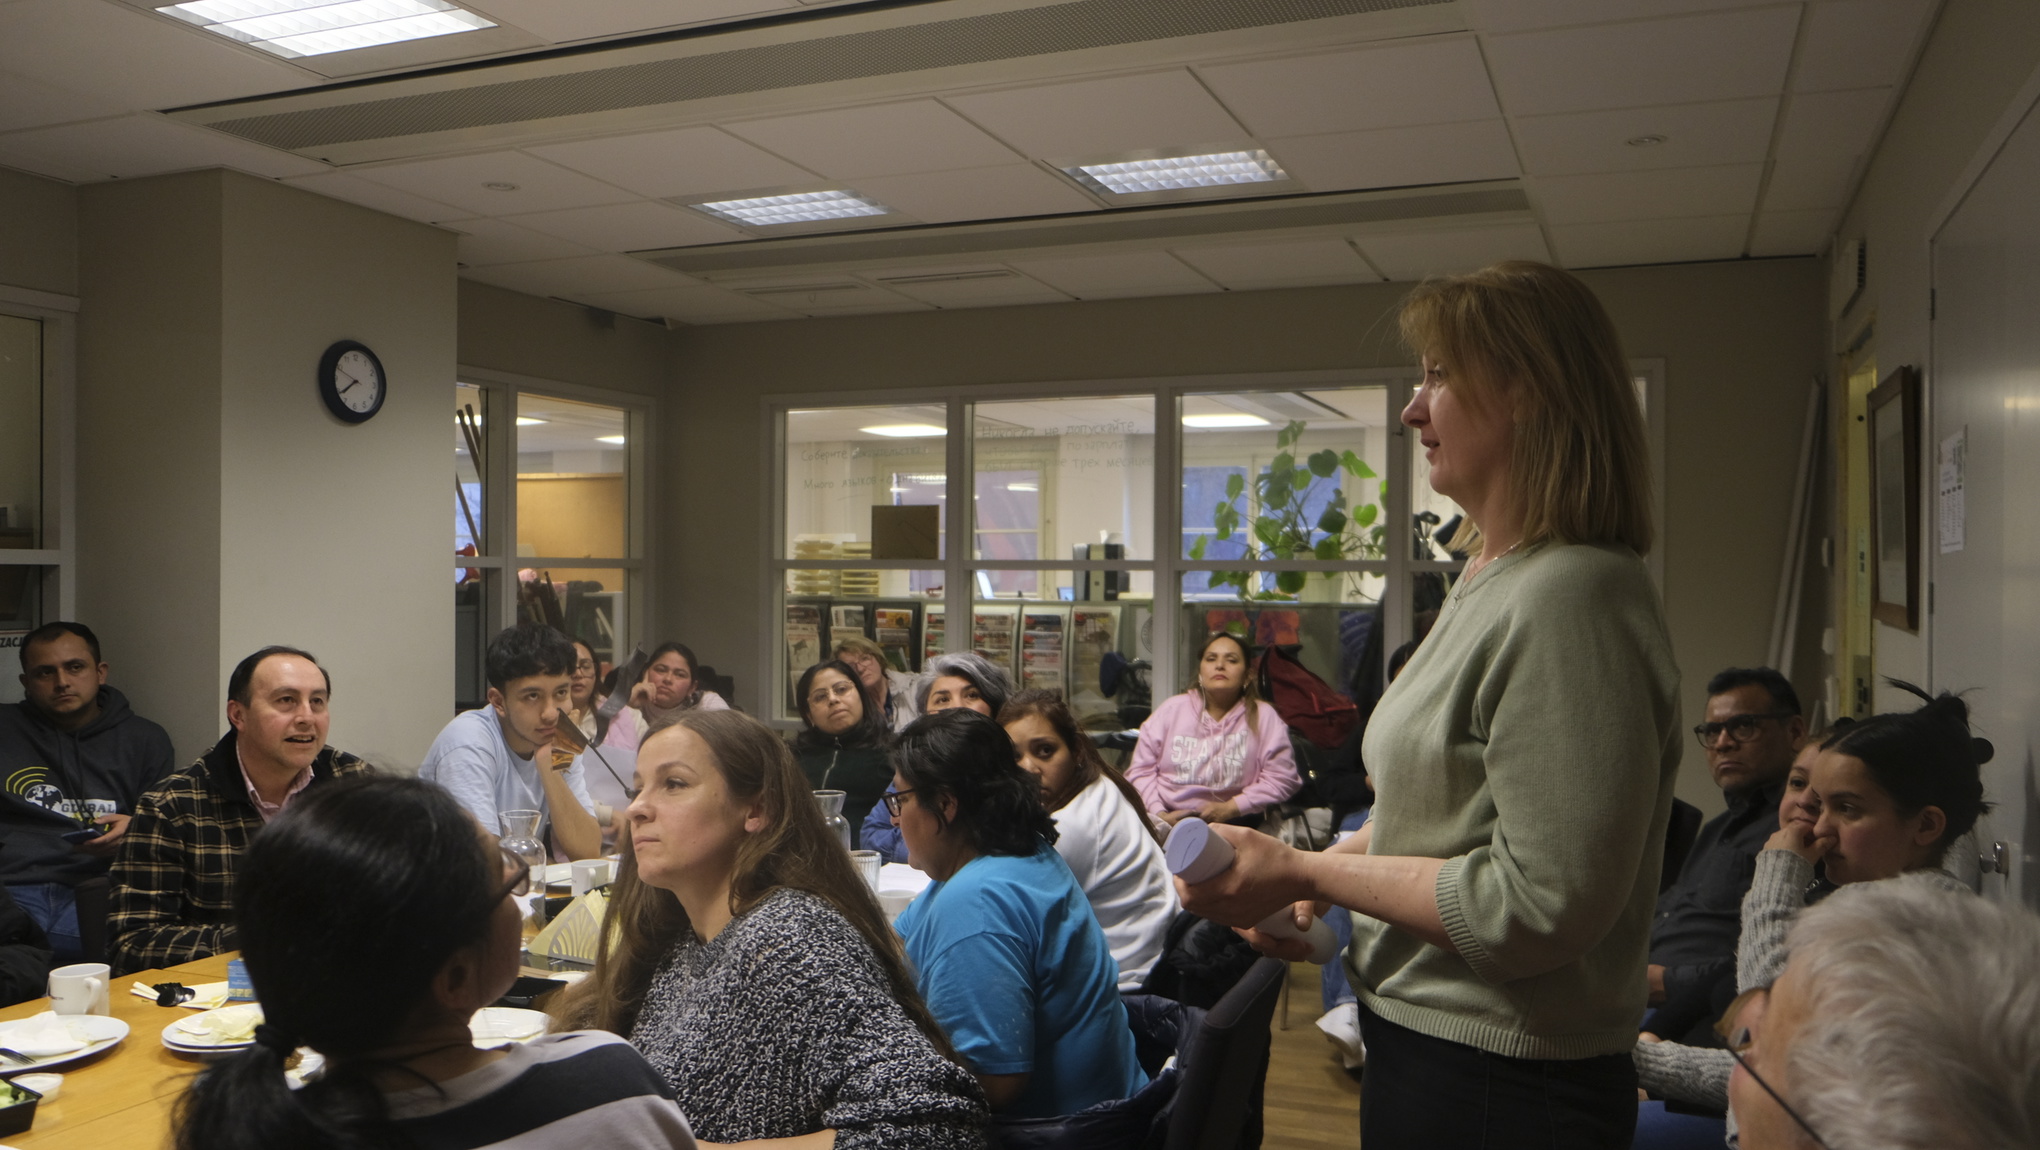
[1254,644,1358,750]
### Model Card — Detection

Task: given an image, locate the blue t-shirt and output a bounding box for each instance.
[895,843,1147,1119]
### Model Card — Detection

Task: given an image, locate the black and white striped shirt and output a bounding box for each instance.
[386,1031,696,1150]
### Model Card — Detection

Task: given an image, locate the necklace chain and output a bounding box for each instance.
[1461,539,1523,587]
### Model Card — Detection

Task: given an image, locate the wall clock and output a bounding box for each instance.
[318,340,386,424]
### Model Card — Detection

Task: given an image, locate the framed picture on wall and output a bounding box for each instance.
[1869,365,1922,631]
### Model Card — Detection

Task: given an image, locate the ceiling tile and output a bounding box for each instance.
[1008,251,1219,299]
[1465,0,1775,33]
[0,0,313,111]
[1173,238,1380,289]
[1749,208,1836,257]
[1484,7,1800,116]
[352,152,636,216]
[1269,120,1518,191]
[1528,163,1763,224]
[460,254,694,299]
[724,99,1023,179]
[505,201,743,251]
[0,114,327,183]
[1764,150,1860,212]
[1794,0,1936,92]
[464,0,794,43]
[575,283,789,323]
[525,126,818,199]
[944,70,1252,159]
[865,267,1072,308]
[851,165,1096,224]
[444,218,594,267]
[1512,98,1778,174]
[0,68,128,134]
[283,171,470,223]
[1547,214,1747,266]
[1352,224,1552,281]
[1197,37,1500,138]
[722,279,930,316]
[1776,87,1891,165]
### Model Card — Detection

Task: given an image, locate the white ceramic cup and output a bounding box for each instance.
[877,887,917,923]
[48,962,110,1016]
[570,858,613,896]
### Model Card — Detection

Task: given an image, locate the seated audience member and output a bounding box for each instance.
[0,888,50,1007]
[833,635,918,732]
[998,689,1177,992]
[421,624,600,862]
[792,660,892,847]
[554,710,987,1147]
[890,709,1147,1118]
[1635,682,1990,1120]
[860,652,1014,860]
[1728,876,2040,1150]
[567,638,602,743]
[0,621,175,961]
[1124,631,1299,826]
[109,646,371,974]
[1649,667,1806,1041]
[173,776,697,1150]
[602,642,729,753]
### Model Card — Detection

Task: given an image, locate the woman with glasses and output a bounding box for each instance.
[555,710,987,1148]
[888,708,1146,1119]
[832,634,918,732]
[1633,683,1990,1132]
[1175,262,1678,1148]
[567,638,602,742]
[792,659,894,847]
[174,776,698,1150]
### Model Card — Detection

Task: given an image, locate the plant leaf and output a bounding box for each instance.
[1314,537,1342,561]
[1253,518,1283,549]
[1355,503,1378,527]
[1317,507,1347,535]
[1271,452,1294,476]
[1307,449,1338,477]
[1189,535,1208,560]
[1341,450,1377,479]
[1276,570,1306,594]
[1224,472,1244,500]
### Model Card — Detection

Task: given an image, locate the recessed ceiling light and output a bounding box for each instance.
[1006,482,1038,492]
[156,0,497,59]
[690,190,889,228]
[1066,150,1287,196]
[1182,413,1271,429]
[596,435,626,445]
[860,424,946,438]
[484,181,519,191]
[515,416,544,426]
[1626,135,1667,147]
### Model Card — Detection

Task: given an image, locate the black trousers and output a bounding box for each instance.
[1357,1003,1638,1149]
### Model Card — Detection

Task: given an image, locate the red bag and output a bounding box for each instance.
[1255,645,1358,750]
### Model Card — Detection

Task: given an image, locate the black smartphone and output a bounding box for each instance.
[495,975,567,1009]
[60,824,106,844]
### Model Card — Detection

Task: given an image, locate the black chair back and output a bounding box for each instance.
[1661,797,1705,893]
[1163,956,1285,1150]
[73,875,110,965]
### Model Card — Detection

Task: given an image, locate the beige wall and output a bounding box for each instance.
[458,279,666,398]
[663,259,1825,815]
[77,170,457,767]
[0,166,77,298]
[1831,0,2040,709]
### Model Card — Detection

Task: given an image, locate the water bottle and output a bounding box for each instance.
[498,809,548,922]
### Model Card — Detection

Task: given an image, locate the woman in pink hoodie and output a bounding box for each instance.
[1125,632,1301,827]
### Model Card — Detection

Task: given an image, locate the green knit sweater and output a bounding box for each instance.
[1350,541,1682,1060]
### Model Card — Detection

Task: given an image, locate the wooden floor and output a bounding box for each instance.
[1262,961,1362,1149]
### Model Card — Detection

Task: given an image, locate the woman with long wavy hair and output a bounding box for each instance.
[554,709,986,1149]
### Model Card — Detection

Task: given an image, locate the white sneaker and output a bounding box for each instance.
[1315,1002,1366,1068]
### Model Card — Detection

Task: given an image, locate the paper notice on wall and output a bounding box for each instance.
[786,605,823,700]
[1939,427,1966,554]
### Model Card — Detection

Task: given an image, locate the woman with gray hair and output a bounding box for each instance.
[1729,875,2040,1150]
[860,653,1016,862]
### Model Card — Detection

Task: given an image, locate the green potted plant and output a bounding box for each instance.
[1187,420,1385,600]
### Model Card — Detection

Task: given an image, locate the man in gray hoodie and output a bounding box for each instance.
[1,621,175,961]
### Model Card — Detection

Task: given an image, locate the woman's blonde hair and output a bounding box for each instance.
[1399,260,1653,555]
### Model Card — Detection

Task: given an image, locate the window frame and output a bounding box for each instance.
[0,284,79,683]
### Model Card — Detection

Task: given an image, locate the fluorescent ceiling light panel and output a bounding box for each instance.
[1066,151,1287,197]
[860,424,946,438]
[515,417,544,426]
[1006,482,1039,492]
[157,0,494,59]
[691,191,889,228]
[1182,413,1271,428]
[596,435,627,445]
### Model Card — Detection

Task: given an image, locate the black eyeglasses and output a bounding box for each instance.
[1715,987,1833,1150]
[497,847,533,900]
[1693,711,1794,749]
[880,788,920,817]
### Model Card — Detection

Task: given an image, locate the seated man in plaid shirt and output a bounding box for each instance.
[107,646,373,974]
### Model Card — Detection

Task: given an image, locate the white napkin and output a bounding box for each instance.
[5,1013,86,1057]
[129,981,231,1009]
[171,1004,263,1046]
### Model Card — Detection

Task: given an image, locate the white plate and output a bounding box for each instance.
[469,1007,549,1045]
[542,862,576,886]
[162,1004,263,1051]
[0,1015,128,1071]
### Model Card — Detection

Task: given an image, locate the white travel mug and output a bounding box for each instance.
[1165,818,1339,965]
[48,962,111,1016]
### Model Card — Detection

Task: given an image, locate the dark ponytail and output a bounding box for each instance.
[1821,680,1994,859]
[174,777,505,1150]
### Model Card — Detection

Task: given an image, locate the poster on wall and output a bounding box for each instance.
[1020,608,1069,692]
[1939,427,1966,554]
[971,606,1020,674]
[829,604,868,644]
[785,605,822,701]
[923,604,945,665]
[874,607,915,671]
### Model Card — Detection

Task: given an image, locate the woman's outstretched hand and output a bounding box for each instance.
[1173,821,1311,934]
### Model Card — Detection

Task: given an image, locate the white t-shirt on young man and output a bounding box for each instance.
[420,708,596,840]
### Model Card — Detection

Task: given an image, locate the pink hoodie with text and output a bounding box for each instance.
[1125,692,1301,817]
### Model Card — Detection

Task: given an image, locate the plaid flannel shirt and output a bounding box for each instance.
[107,730,371,975]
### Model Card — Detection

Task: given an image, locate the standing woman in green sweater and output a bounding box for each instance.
[1177,260,1680,1148]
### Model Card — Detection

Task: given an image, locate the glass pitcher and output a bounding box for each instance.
[813,790,851,850]
[499,809,547,920]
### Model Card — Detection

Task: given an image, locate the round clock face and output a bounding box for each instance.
[318,340,386,424]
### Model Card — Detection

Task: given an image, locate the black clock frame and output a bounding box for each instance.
[318,339,387,424]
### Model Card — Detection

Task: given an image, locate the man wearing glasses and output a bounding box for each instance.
[1646,667,1804,1041]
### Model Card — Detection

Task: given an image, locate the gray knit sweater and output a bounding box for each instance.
[1635,851,1973,1115]
[629,888,989,1149]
